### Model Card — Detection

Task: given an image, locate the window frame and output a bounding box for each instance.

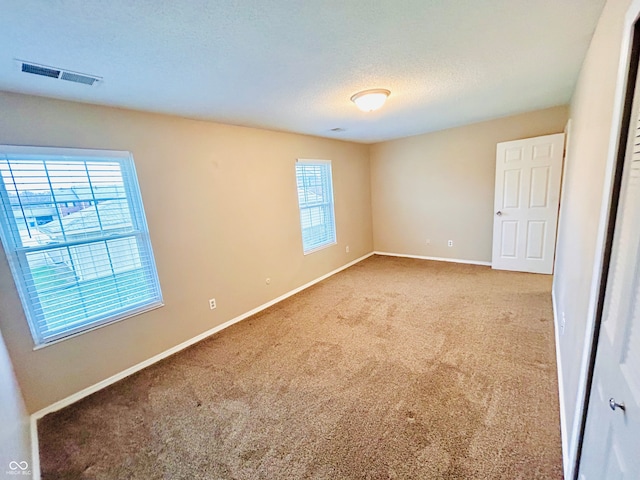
[0,145,163,348]
[295,158,337,255]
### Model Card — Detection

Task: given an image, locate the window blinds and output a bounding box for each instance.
[0,146,162,345]
[295,159,336,254]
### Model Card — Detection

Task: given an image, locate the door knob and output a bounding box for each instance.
[609,398,626,412]
[496,211,502,216]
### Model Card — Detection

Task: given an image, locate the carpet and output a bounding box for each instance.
[38,255,563,479]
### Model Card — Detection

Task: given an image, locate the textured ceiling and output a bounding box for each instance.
[0,0,605,143]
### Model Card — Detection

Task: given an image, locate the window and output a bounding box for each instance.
[0,146,163,346]
[295,159,336,254]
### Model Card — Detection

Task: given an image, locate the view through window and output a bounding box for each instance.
[0,146,162,345]
[295,159,336,254]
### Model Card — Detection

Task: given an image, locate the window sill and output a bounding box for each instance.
[32,302,165,350]
[303,240,337,256]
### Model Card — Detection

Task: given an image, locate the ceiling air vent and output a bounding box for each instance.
[21,63,60,78]
[60,71,99,86]
[17,60,101,86]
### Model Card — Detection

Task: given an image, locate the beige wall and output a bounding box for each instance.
[0,91,373,412]
[553,0,631,474]
[370,106,569,262]
[0,329,31,473]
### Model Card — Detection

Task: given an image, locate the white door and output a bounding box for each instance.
[579,75,640,480]
[492,133,565,274]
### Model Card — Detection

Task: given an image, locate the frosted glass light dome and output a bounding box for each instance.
[350,89,390,112]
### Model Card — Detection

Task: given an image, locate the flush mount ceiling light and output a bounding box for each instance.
[350,89,391,112]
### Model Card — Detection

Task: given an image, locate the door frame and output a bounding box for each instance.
[571,2,640,478]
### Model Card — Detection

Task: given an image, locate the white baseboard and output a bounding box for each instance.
[552,289,570,478]
[374,251,492,266]
[29,251,375,477]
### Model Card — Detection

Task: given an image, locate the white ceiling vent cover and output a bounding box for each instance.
[60,71,100,85]
[16,60,101,86]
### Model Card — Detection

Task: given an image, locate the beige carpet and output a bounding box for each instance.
[39,255,563,479]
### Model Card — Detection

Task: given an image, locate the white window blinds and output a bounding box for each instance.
[295,159,336,254]
[0,146,163,346]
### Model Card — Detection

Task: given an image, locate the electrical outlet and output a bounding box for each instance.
[266,278,271,285]
[209,298,216,310]
[426,238,431,245]
[346,245,350,253]
[447,240,453,247]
